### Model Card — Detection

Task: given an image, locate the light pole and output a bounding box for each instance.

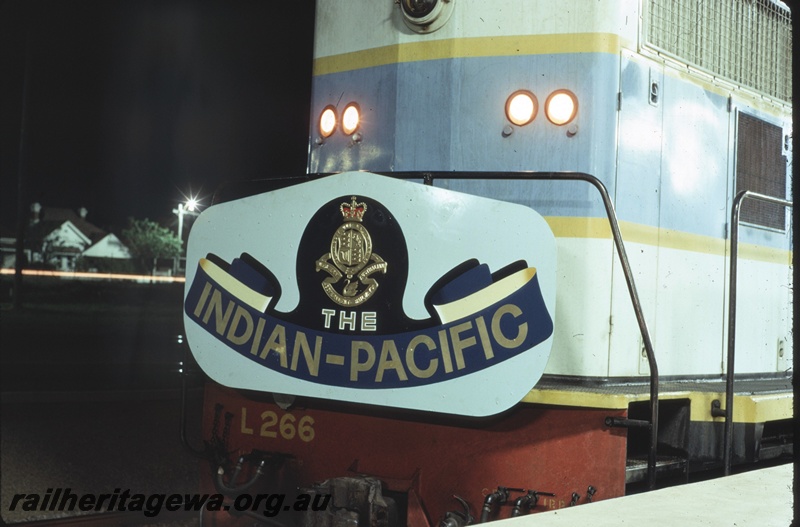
[173,198,200,274]
[173,198,199,242]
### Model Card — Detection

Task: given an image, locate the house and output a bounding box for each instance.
[80,232,133,272]
[81,233,130,259]
[21,203,131,272]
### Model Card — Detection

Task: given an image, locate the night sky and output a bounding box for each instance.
[1,0,315,233]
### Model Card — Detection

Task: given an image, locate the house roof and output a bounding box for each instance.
[83,233,131,259]
[26,207,107,247]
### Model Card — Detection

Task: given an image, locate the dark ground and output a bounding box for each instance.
[0,279,188,391]
[1,278,205,525]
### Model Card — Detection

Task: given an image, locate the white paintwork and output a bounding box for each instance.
[730,257,793,374]
[542,233,793,379]
[543,237,614,377]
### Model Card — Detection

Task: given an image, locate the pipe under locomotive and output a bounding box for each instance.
[182,1,793,525]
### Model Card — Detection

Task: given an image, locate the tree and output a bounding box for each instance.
[122,218,182,274]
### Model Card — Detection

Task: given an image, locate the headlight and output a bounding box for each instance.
[505,90,538,126]
[319,106,337,138]
[545,90,578,125]
[342,103,360,135]
[399,0,454,33]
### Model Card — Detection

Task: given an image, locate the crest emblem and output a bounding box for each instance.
[316,197,388,306]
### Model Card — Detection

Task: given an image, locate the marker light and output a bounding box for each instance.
[545,90,578,125]
[505,90,538,126]
[342,103,360,135]
[319,106,337,138]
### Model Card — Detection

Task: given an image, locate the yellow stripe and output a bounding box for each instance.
[545,216,612,239]
[523,388,631,409]
[545,217,792,265]
[523,388,792,423]
[313,33,621,76]
[314,32,789,118]
[686,391,794,424]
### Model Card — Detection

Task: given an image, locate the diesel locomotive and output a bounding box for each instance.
[182,1,793,525]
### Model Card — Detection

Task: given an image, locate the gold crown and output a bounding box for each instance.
[340,197,366,222]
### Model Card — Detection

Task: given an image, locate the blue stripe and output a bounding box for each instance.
[309,53,791,251]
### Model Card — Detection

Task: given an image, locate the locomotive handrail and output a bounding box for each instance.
[384,170,661,490]
[722,190,793,476]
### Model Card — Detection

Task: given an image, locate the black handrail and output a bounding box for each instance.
[722,190,792,476]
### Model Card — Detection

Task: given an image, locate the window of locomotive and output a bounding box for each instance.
[734,112,790,232]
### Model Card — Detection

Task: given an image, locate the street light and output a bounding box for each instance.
[173,199,201,243]
[173,198,201,275]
